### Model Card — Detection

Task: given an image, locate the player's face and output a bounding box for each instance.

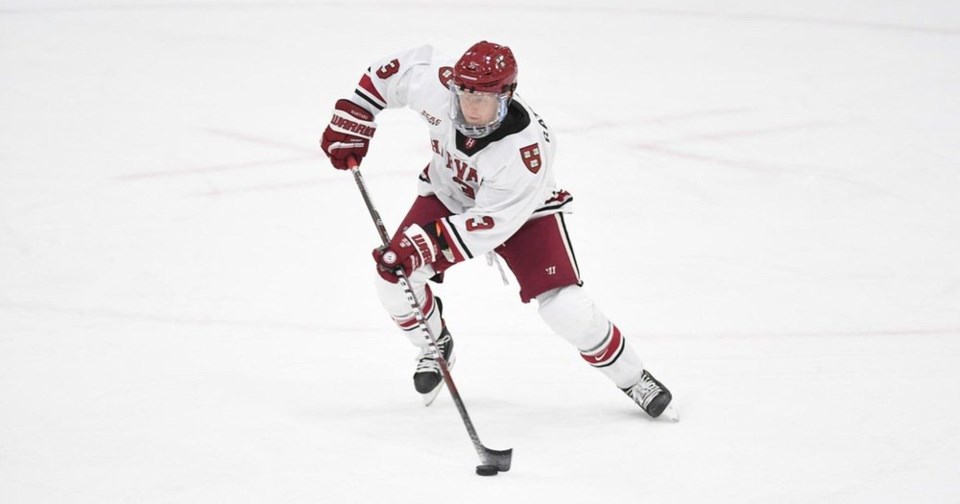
[456,89,500,125]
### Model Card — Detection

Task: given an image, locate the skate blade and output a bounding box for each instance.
[421,353,455,407]
[657,403,680,422]
[421,381,446,406]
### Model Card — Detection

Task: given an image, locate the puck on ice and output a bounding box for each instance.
[475,464,499,476]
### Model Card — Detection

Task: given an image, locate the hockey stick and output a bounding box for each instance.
[347,157,513,473]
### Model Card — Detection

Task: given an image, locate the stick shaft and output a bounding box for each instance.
[346,158,510,469]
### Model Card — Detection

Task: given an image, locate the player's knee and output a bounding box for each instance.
[373,265,438,316]
[373,268,409,314]
[536,285,608,350]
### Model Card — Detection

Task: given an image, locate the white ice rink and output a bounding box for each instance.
[2,0,959,502]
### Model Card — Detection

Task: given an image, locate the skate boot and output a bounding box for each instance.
[413,326,455,406]
[622,369,677,420]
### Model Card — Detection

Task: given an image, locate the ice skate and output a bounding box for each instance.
[622,369,679,421]
[413,326,455,406]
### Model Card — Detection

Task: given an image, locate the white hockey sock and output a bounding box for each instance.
[579,323,643,388]
[537,285,643,389]
[374,267,444,348]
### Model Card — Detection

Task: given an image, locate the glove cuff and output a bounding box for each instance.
[402,224,440,265]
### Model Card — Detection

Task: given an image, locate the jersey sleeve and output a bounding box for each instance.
[437,143,552,261]
[347,45,437,115]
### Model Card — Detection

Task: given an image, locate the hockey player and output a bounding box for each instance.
[320,41,676,419]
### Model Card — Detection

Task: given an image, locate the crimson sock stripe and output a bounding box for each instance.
[421,287,434,317]
[393,289,436,330]
[580,325,624,367]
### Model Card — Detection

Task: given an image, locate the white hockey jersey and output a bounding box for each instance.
[347,45,572,263]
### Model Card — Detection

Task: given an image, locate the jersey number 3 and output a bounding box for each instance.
[466,216,495,232]
[376,59,400,79]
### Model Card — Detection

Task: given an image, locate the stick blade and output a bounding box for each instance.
[480,447,513,472]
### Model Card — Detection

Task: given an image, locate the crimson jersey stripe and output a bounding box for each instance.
[533,195,573,215]
[357,74,387,108]
[354,90,384,111]
[440,218,471,261]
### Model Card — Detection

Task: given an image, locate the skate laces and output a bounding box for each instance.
[628,372,663,407]
[415,334,451,372]
[415,355,440,373]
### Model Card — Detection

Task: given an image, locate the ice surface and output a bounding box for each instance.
[2,1,959,502]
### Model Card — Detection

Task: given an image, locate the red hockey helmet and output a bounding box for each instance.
[453,41,518,94]
[449,41,518,138]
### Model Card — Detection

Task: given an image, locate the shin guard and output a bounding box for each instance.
[537,285,643,388]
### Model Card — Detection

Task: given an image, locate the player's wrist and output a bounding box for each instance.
[343,96,378,119]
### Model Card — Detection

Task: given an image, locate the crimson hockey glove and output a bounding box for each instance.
[320,99,377,170]
[373,223,441,283]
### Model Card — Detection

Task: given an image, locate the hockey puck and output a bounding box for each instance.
[475,464,499,476]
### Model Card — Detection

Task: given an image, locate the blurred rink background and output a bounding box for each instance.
[1,1,958,502]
